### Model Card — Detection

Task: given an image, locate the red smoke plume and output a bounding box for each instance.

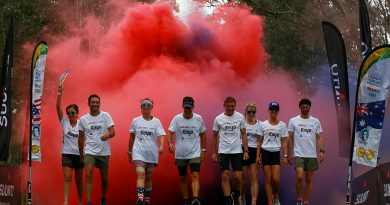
[27,1,353,205]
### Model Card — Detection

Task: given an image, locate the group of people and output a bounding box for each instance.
[57,84,325,205]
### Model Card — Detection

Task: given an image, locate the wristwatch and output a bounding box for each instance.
[320,149,325,153]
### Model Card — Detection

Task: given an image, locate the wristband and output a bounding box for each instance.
[201,148,206,152]
[128,150,132,155]
[284,154,288,157]
[320,149,325,153]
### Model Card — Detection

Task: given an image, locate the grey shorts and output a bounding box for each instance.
[84,154,109,169]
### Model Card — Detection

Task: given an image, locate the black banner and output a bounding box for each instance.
[322,22,351,158]
[360,0,372,58]
[351,167,379,205]
[0,166,21,204]
[379,162,390,204]
[0,16,14,161]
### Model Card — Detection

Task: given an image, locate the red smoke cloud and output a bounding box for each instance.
[26,1,356,205]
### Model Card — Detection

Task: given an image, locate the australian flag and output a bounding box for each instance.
[355,100,385,132]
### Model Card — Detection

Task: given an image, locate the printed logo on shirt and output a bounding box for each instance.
[224,125,237,131]
[269,132,280,138]
[247,133,257,139]
[141,130,153,137]
[300,128,312,134]
[182,129,194,136]
[91,125,102,131]
[67,132,79,138]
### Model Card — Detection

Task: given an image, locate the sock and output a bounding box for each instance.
[297,196,303,201]
[144,188,152,203]
[268,199,273,205]
[136,187,145,201]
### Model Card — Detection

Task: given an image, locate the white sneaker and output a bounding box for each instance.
[273,197,281,205]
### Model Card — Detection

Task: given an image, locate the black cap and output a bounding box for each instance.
[182,96,194,108]
[268,101,280,110]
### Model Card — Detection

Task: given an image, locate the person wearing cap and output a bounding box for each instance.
[167,96,207,205]
[212,96,249,205]
[240,102,262,205]
[78,94,115,205]
[256,102,288,205]
[287,98,324,205]
[128,98,166,205]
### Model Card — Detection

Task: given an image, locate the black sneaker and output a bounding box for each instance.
[184,199,191,205]
[191,198,201,205]
[136,198,143,205]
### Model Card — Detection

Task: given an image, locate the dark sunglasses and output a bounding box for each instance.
[247,111,256,114]
[141,103,153,108]
[67,112,76,115]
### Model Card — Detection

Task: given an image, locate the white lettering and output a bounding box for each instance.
[0,184,14,197]
[384,183,390,197]
[354,190,369,205]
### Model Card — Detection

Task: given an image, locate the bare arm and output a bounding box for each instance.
[128,133,135,162]
[200,132,207,161]
[287,132,294,165]
[317,133,325,162]
[241,128,249,151]
[158,134,165,154]
[78,130,85,162]
[101,126,115,141]
[167,131,175,153]
[56,85,63,121]
[256,135,263,166]
[211,130,219,161]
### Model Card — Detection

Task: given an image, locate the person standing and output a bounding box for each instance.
[212,96,249,205]
[287,98,324,205]
[240,102,262,205]
[56,85,83,205]
[128,98,165,205]
[256,102,288,205]
[167,96,207,205]
[78,94,115,205]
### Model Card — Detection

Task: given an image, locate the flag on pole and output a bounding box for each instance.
[58,67,72,86]
[0,16,14,161]
[352,45,390,167]
[29,42,48,162]
[322,22,351,158]
[359,0,372,58]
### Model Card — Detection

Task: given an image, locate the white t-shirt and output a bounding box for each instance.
[260,120,288,152]
[245,120,262,148]
[213,111,246,154]
[168,113,206,159]
[130,116,166,164]
[288,116,322,158]
[61,118,80,155]
[78,111,115,156]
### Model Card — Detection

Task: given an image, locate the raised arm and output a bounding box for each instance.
[56,85,63,121]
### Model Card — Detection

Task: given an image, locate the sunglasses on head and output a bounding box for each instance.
[141,103,153,108]
[247,110,256,114]
[67,111,76,115]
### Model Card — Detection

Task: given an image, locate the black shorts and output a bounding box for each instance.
[261,149,280,166]
[62,154,83,169]
[177,163,201,176]
[218,153,243,171]
[242,147,257,166]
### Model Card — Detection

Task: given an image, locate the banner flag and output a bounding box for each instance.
[0,16,14,161]
[359,0,372,58]
[322,21,351,158]
[352,45,390,167]
[29,42,48,161]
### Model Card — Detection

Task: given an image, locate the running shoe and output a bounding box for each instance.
[191,198,201,205]
[296,200,303,205]
[136,198,143,205]
[273,197,280,205]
